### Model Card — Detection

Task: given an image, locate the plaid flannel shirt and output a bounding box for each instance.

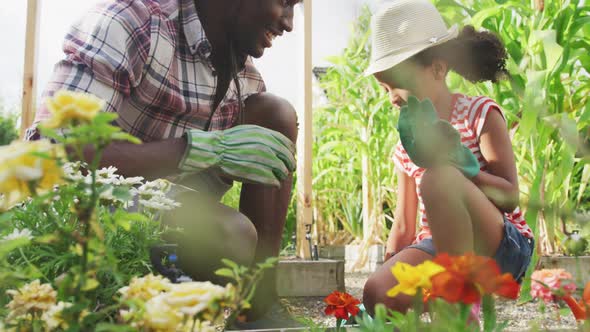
[26,0,265,142]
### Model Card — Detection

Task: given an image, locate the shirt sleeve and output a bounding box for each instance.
[469,97,506,142]
[393,143,410,174]
[26,1,152,140]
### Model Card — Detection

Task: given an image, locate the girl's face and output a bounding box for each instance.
[374,60,442,108]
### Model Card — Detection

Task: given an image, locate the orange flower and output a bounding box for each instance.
[562,281,590,321]
[429,253,520,304]
[324,291,361,320]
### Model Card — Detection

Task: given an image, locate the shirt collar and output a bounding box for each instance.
[180,0,212,59]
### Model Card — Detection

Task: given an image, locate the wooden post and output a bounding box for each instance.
[296,0,313,259]
[20,0,41,139]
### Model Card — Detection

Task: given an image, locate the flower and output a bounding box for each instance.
[118,274,172,302]
[561,281,590,321]
[429,253,520,304]
[163,281,229,318]
[2,228,33,242]
[387,261,445,298]
[43,90,104,129]
[42,301,73,330]
[142,294,185,331]
[6,280,57,319]
[324,291,361,320]
[531,269,577,303]
[62,162,85,182]
[118,176,145,186]
[139,195,181,211]
[0,140,64,209]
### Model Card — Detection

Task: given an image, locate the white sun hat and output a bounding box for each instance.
[365,0,459,76]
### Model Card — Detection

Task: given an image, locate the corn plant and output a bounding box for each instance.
[433,0,590,255]
[314,6,397,249]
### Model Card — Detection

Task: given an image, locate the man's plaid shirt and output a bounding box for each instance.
[26,0,266,141]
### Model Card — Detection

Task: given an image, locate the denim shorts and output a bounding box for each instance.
[407,219,535,283]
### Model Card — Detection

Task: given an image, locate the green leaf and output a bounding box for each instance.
[533,30,564,70]
[215,268,235,279]
[111,186,133,202]
[95,324,136,332]
[577,164,590,204]
[82,278,100,291]
[221,258,239,270]
[0,238,31,257]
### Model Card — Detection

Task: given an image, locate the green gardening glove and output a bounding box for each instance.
[397,96,480,178]
[179,125,296,187]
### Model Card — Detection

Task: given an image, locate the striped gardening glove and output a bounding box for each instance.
[179,125,296,187]
[397,96,480,178]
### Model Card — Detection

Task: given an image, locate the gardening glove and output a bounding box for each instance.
[397,96,480,178]
[178,125,296,187]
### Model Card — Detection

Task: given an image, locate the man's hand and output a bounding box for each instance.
[397,96,480,178]
[179,125,296,187]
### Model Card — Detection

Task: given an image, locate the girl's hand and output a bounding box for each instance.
[398,96,480,177]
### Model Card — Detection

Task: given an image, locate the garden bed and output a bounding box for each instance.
[280,272,578,331]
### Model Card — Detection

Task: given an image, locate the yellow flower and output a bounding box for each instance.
[41,301,72,331]
[163,282,229,317]
[118,274,173,302]
[6,280,57,319]
[387,261,445,298]
[0,140,64,209]
[143,294,184,332]
[43,90,104,129]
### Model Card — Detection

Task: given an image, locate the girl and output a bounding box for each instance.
[362,0,534,313]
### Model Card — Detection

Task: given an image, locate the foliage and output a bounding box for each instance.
[314,6,397,246]
[0,90,274,331]
[0,114,18,146]
[313,0,590,260]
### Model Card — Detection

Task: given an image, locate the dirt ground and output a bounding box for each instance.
[281,272,579,331]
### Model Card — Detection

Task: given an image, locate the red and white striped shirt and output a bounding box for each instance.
[394,93,534,242]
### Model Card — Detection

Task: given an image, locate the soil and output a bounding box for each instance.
[280,272,580,331]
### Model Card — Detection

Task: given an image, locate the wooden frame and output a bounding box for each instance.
[295,0,314,259]
[20,0,41,138]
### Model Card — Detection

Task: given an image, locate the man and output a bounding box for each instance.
[27,0,301,327]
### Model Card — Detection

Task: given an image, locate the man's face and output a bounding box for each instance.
[233,0,299,58]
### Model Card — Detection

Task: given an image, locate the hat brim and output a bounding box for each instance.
[364,24,459,77]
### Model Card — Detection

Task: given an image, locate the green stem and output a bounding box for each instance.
[18,248,50,283]
[482,295,496,332]
[76,147,103,298]
[336,318,343,331]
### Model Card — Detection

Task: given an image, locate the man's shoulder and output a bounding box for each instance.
[86,0,169,27]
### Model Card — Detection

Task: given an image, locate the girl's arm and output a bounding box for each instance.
[472,109,520,213]
[385,167,419,259]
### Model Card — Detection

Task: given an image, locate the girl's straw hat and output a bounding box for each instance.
[365,0,459,76]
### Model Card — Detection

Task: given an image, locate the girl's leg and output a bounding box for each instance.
[420,166,504,256]
[363,166,506,314]
[363,248,433,315]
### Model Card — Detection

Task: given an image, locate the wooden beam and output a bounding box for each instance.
[20,0,41,139]
[296,0,313,259]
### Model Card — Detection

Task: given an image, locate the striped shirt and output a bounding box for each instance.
[26,0,265,142]
[394,93,534,242]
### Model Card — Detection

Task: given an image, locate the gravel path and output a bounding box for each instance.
[280,272,579,331]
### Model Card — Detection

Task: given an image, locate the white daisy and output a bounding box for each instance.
[2,228,33,242]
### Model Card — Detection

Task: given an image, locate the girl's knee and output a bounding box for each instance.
[363,273,411,315]
[420,166,464,198]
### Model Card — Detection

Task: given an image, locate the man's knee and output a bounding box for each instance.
[244,93,298,142]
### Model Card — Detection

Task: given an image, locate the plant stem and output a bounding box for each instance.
[76,147,103,298]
